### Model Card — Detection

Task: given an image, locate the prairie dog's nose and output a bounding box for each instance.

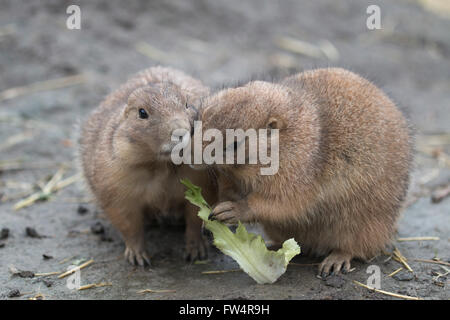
[171,128,190,149]
[169,117,191,150]
[170,117,190,132]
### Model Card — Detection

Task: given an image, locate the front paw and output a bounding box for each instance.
[124,244,151,267]
[209,201,245,225]
[318,250,352,277]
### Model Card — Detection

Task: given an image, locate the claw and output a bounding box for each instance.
[124,245,151,267]
[318,250,352,277]
[184,235,208,262]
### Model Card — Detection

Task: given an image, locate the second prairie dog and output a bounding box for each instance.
[79,66,216,266]
[198,68,412,276]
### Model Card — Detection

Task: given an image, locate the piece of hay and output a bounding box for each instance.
[397,236,439,241]
[58,259,94,279]
[413,258,450,267]
[135,42,172,63]
[275,36,339,61]
[392,247,413,272]
[14,170,80,211]
[78,282,112,291]
[431,186,450,203]
[54,173,82,192]
[202,269,242,275]
[388,267,403,277]
[0,74,86,101]
[416,0,450,19]
[35,271,60,277]
[28,293,45,300]
[0,132,33,151]
[14,168,65,210]
[353,281,422,300]
[58,256,76,264]
[137,289,176,294]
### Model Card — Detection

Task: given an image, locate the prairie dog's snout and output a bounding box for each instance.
[170,117,191,134]
[170,127,190,148]
[161,117,191,156]
[172,128,190,145]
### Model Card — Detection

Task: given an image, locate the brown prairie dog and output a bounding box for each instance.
[198,68,412,276]
[79,66,216,266]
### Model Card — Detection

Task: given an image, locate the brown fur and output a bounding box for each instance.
[79,66,216,265]
[199,68,412,275]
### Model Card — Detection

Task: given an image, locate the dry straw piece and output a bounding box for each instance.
[58,259,94,279]
[397,237,439,242]
[137,289,176,294]
[0,74,86,102]
[353,281,422,300]
[388,267,403,277]
[275,36,339,61]
[34,271,61,277]
[202,269,242,275]
[78,282,112,291]
[413,258,450,267]
[135,42,172,63]
[0,132,33,151]
[14,169,81,211]
[28,293,45,300]
[392,247,413,272]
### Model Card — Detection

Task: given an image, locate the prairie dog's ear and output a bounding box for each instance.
[266,117,286,130]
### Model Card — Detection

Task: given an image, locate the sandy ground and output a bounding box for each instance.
[0,0,449,300]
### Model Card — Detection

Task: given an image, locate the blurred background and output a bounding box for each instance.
[0,0,448,300]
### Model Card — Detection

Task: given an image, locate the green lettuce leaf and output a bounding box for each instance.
[181,178,301,284]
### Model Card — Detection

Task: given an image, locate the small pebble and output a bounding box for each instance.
[324,275,346,288]
[393,271,414,281]
[18,271,35,278]
[25,227,44,239]
[100,234,113,242]
[7,289,20,298]
[43,279,53,288]
[77,205,89,215]
[0,228,9,240]
[91,222,105,234]
[42,254,53,260]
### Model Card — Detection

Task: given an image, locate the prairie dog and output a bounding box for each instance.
[198,68,412,276]
[79,66,216,265]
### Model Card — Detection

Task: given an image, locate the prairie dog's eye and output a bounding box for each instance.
[138,108,148,119]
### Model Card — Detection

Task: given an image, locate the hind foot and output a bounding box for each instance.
[124,244,151,267]
[319,250,352,277]
[184,233,208,262]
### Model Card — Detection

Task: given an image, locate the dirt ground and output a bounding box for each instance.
[0,0,449,300]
